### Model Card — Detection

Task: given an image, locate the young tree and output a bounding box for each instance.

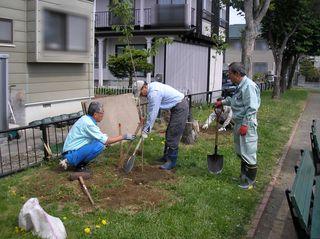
[226,0,271,78]
[261,0,312,98]
[108,48,153,88]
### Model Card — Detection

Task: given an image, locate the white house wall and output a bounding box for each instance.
[209,48,223,100]
[165,41,208,95]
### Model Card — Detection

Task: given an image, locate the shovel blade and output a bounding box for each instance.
[207,154,224,174]
[123,155,136,174]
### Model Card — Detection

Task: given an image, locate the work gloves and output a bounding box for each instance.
[141,131,148,139]
[202,123,209,130]
[218,127,226,132]
[215,100,222,108]
[123,133,136,141]
[239,125,248,136]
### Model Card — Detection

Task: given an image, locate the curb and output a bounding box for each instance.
[246,99,308,238]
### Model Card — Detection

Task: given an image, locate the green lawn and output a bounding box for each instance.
[0,89,308,239]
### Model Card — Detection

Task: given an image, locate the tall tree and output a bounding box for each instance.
[261,0,312,98]
[226,0,271,78]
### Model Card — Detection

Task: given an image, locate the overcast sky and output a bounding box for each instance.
[229,7,245,25]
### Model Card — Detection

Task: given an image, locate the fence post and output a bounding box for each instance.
[188,95,192,110]
[40,124,49,160]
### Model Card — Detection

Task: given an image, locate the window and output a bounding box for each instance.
[0,18,13,44]
[115,44,147,77]
[254,39,269,51]
[157,0,186,4]
[253,62,268,75]
[229,39,241,50]
[203,0,212,11]
[43,10,88,52]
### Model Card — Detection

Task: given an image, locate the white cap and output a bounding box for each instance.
[133,80,146,97]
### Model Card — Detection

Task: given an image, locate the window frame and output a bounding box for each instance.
[43,9,88,52]
[157,0,186,4]
[0,18,13,44]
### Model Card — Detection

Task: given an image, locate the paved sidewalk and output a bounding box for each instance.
[251,91,320,239]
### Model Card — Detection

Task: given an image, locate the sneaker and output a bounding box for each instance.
[59,159,68,170]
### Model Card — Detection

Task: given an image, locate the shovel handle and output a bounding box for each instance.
[78,176,95,206]
[126,123,142,155]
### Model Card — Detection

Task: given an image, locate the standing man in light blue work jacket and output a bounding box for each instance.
[134,81,189,170]
[215,62,260,189]
[59,101,136,171]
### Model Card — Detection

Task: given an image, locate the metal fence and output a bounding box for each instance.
[95,86,133,96]
[0,81,272,178]
[0,116,80,178]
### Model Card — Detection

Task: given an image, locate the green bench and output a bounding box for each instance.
[311,119,320,174]
[286,150,320,239]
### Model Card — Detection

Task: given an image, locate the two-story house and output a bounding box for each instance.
[225,24,275,77]
[94,0,229,96]
[0,0,94,129]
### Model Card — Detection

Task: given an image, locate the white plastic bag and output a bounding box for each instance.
[18,198,67,239]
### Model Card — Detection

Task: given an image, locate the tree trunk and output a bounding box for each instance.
[280,55,290,93]
[128,75,133,88]
[287,55,299,89]
[241,27,256,78]
[272,50,282,99]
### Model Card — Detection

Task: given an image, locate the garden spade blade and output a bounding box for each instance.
[207,107,224,174]
[207,148,224,174]
[123,137,142,174]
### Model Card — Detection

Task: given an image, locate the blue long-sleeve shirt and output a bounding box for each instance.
[143,82,184,133]
[63,115,108,153]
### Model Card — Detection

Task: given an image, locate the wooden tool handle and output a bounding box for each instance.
[78,176,95,206]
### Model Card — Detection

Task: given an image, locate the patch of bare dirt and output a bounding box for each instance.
[19,163,176,214]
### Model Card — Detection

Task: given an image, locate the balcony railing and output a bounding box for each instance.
[95,6,194,28]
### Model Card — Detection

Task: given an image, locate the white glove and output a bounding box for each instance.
[218,127,226,132]
[202,123,209,130]
[123,133,136,140]
[141,131,148,139]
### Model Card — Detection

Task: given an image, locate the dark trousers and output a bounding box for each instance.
[165,98,189,150]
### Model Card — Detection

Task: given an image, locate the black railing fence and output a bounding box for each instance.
[0,81,272,178]
[0,116,80,178]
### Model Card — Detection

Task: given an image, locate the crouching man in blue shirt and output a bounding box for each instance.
[134,81,189,170]
[59,101,135,171]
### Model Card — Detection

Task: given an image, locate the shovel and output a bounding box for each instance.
[207,107,224,174]
[123,137,143,174]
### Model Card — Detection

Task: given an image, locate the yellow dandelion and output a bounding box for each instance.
[63,217,67,220]
[95,225,101,229]
[150,138,154,141]
[161,141,165,145]
[101,219,107,225]
[84,227,91,234]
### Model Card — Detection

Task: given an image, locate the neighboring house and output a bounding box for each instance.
[0,0,94,128]
[94,0,229,96]
[225,24,275,76]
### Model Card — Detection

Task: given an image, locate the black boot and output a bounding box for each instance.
[160,148,178,170]
[239,163,257,190]
[157,145,169,163]
[240,160,246,180]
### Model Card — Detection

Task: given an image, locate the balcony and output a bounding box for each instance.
[95,6,195,28]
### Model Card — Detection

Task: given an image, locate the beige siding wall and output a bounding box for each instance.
[0,0,28,124]
[0,0,94,126]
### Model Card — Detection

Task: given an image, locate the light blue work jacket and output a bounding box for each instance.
[143,82,184,133]
[63,115,108,153]
[222,76,260,165]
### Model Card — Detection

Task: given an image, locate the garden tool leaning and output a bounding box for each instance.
[123,136,143,174]
[207,107,224,174]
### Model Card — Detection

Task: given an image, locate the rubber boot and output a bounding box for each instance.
[160,148,178,170]
[157,145,169,163]
[239,164,257,190]
[240,160,246,180]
